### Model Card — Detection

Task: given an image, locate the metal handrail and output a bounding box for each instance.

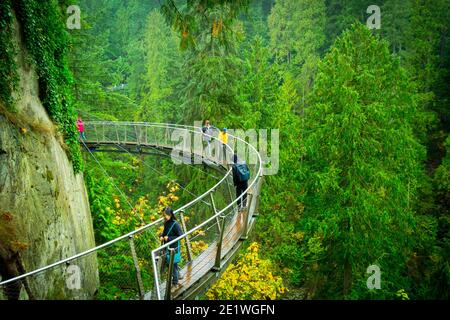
[150,123,263,253]
[0,122,249,289]
[150,125,263,299]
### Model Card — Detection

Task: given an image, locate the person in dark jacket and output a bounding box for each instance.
[202,120,213,157]
[232,154,250,211]
[159,207,183,286]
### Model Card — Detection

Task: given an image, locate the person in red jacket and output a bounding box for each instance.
[77,116,86,140]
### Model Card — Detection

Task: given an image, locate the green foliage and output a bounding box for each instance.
[268,0,326,106]
[134,10,181,122]
[324,0,377,48]
[0,0,18,110]
[156,0,254,123]
[12,0,82,172]
[85,170,120,243]
[235,36,278,128]
[176,25,244,122]
[61,0,450,300]
[297,23,427,298]
[160,0,251,51]
[269,0,326,66]
[180,51,242,123]
[433,137,450,212]
[427,136,450,299]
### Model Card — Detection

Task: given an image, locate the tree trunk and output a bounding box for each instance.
[343,259,352,296]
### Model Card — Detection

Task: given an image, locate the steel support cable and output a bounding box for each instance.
[135,142,221,181]
[84,128,216,246]
[113,143,212,207]
[84,127,226,249]
[188,219,221,242]
[151,133,263,300]
[81,140,148,227]
[182,201,238,243]
[0,123,237,290]
[110,125,221,181]
[116,137,221,181]
[82,140,164,254]
[77,109,222,180]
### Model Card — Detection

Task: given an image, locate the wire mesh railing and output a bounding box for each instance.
[0,122,263,300]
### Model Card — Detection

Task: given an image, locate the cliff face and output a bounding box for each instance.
[0,16,98,299]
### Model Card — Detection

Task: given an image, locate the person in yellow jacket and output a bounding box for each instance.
[218,128,229,164]
[218,127,228,144]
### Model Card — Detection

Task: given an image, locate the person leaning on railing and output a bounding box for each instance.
[202,120,215,158]
[218,128,229,164]
[77,115,86,140]
[159,207,183,287]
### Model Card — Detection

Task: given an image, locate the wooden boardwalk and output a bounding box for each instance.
[81,123,263,300]
[148,206,247,300]
[0,123,262,301]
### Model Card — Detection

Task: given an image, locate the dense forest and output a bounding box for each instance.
[1,0,449,300]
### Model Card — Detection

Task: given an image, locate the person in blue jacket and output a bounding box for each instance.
[159,207,183,286]
[232,154,250,211]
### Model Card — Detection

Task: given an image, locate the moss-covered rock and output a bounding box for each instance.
[0,12,98,300]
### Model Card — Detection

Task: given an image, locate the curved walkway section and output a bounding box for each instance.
[0,122,263,300]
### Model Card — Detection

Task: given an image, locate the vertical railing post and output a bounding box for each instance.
[153,127,158,148]
[164,248,175,300]
[102,123,105,142]
[179,210,193,262]
[94,124,99,143]
[240,192,253,241]
[129,235,145,300]
[135,124,140,146]
[226,177,237,212]
[209,192,221,233]
[150,255,162,300]
[213,215,226,271]
[145,125,148,145]
[165,124,169,147]
[115,124,120,144]
[252,175,264,217]
[151,251,162,300]
[124,125,127,144]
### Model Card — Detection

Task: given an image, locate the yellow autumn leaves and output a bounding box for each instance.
[207,242,286,300]
[212,19,223,37]
[110,181,180,231]
[157,181,180,213]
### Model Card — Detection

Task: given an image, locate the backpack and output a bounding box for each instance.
[164,222,182,264]
[235,163,250,182]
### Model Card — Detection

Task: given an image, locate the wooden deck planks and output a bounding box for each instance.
[154,208,247,299]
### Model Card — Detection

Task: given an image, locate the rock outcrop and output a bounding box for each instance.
[0,14,98,300]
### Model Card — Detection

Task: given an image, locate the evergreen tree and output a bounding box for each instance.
[268,0,326,108]
[134,10,181,122]
[298,23,427,298]
[269,0,326,67]
[235,36,279,129]
[381,0,412,55]
[324,0,380,48]
[168,1,246,122]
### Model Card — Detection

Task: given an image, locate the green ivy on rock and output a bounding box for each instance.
[1,0,83,172]
[0,0,18,110]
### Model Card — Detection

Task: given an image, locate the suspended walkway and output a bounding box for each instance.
[0,122,263,300]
